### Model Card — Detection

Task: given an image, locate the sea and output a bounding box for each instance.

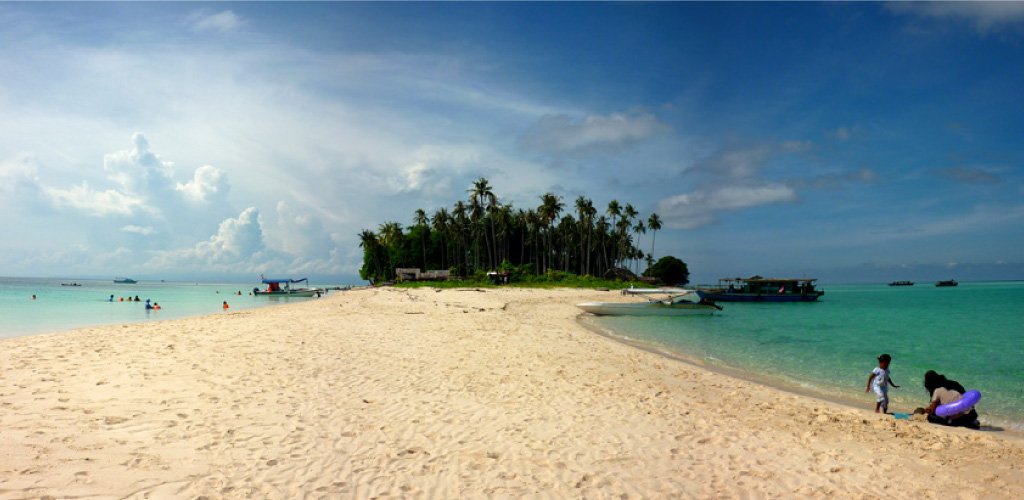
[583,281,1024,430]
[0,277,345,339]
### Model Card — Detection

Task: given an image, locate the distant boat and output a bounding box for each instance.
[936,280,959,287]
[61,282,82,286]
[888,281,914,286]
[253,277,324,297]
[113,277,137,284]
[577,288,721,316]
[696,277,823,302]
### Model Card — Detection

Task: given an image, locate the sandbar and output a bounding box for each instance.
[2,287,1022,498]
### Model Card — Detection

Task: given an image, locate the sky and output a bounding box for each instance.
[2,2,1023,285]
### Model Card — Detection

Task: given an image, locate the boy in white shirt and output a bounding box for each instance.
[866,353,900,413]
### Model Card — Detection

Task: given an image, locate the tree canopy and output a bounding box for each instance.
[358,177,668,284]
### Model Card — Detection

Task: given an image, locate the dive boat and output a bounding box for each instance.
[935,280,958,287]
[113,277,137,284]
[888,281,914,286]
[696,277,823,302]
[253,277,324,297]
[577,288,721,316]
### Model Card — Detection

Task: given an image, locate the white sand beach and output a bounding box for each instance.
[2,287,1023,499]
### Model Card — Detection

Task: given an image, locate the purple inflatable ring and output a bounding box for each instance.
[935,389,981,418]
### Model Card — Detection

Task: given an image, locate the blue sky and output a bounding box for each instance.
[2,2,1023,284]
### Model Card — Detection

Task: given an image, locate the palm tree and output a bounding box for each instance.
[647,212,662,268]
[633,220,646,275]
[468,177,497,269]
[620,204,638,268]
[378,221,403,280]
[432,208,450,270]
[452,201,468,274]
[538,193,564,274]
[413,208,429,269]
[358,229,382,281]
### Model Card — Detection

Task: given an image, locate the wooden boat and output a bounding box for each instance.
[888,281,914,286]
[936,280,958,287]
[697,277,823,302]
[253,277,324,297]
[577,288,721,316]
[113,277,137,284]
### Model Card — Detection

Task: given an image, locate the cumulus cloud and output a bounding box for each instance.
[518,112,671,155]
[177,165,229,203]
[931,166,1000,184]
[886,2,1024,34]
[43,181,144,217]
[146,207,267,269]
[655,184,798,229]
[189,10,242,33]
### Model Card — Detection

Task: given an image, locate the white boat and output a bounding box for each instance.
[253,277,324,297]
[577,288,722,316]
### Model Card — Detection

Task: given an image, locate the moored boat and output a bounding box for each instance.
[696,277,823,302]
[113,277,137,284]
[577,288,721,316]
[888,281,914,286]
[253,277,324,297]
[936,279,958,287]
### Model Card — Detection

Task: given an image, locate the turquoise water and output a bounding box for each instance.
[587,282,1024,429]
[0,277,344,340]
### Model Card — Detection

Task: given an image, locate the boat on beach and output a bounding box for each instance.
[888,280,914,286]
[936,279,958,287]
[113,277,137,284]
[577,288,722,316]
[696,277,823,302]
[253,277,325,297]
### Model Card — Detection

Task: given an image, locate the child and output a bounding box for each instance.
[866,353,900,413]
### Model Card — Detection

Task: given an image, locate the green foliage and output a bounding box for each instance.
[646,255,690,285]
[358,177,673,286]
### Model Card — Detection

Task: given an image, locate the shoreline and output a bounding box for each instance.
[578,315,1024,437]
[2,287,1023,498]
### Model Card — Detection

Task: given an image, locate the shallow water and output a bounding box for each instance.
[586,282,1024,428]
[0,277,343,339]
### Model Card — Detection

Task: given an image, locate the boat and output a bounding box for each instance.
[577,288,722,316]
[61,282,82,286]
[696,277,823,302]
[113,277,137,284]
[888,281,914,286]
[253,277,325,297]
[936,280,958,287]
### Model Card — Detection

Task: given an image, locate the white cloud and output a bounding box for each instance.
[122,225,156,236]
[518,112,671,155]
[887,2,1024,34]
[43,181,144,217]
[190,10,242,33]
[146,207,267,270]
[656,184,798,229]
[177,165,229,203]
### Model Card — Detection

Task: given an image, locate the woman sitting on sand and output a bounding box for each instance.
[918,370,980,429]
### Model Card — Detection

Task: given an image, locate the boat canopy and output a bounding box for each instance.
[261,278,308,284]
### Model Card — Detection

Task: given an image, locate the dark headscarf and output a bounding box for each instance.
[924,370,967,396]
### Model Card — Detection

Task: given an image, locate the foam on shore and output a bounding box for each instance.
[2,287,1023,498]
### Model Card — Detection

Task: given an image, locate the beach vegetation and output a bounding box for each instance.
[645,255,691,286]
[359,177,676,287]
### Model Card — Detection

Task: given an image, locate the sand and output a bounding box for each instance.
[1,286,1023,499]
